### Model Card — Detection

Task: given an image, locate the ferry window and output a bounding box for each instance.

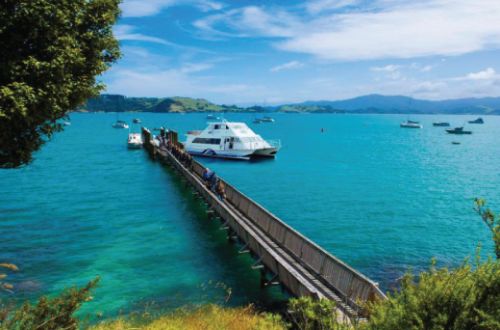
[226,125,229,129]
[192,138,221,144]
[214,124,220,129]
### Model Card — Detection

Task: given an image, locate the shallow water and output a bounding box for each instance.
[1,112,498,318]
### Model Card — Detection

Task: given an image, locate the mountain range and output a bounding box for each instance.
[81,94,500,115]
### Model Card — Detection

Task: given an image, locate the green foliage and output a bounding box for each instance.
[287,296,350,330]
[0,278,99,330]
[0,0,121,168]
[474,198,500,259]
[88,304,287,330]
[362,258,500,330]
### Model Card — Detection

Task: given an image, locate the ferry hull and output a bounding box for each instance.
[186,147,278,160]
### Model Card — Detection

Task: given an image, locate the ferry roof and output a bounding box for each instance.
[203,121,258,137]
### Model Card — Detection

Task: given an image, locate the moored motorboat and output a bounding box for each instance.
[183,120,280,160]
[446,127,472,135]
[133,118,141,124]
[468,117,484,124]
[400,120,423,128]
[207,114,221,120]
[433,122,450,127]
[127,133,143,149]
[260,116,275,123]
[112,120,129,129]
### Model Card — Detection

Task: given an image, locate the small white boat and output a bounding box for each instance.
[207,114,221,120]
[400,120,422,129]
[184,120,280,160]
[63,121,71,126]
[133,118,141,124]
[127,133,143,149]
[260,116,275,123]
[112,120,129,129]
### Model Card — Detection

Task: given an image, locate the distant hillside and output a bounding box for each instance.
[288,94,500,114]
[81,94,500,114]
[82,94,247,113]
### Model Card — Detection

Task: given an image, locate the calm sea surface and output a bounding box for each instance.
[1,113,498,318]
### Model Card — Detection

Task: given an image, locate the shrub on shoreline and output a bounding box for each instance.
[87,305,286,330]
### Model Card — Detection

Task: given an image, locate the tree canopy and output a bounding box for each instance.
[0,0,120,168]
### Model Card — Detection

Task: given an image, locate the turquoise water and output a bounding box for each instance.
[1,112,498,318]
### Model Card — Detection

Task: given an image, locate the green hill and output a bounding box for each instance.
[81,94,247,113]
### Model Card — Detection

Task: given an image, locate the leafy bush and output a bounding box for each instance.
[88,304,287,330]
[361,258,500,330]
[0,278,99,330]
[287,296,351,330]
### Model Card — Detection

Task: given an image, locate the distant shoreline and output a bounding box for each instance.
[81,94,500,115]
[75,109,498,115]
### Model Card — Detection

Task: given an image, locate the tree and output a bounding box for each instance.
[0,0,121,168]
[474,198,500,259]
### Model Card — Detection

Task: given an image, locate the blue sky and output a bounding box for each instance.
[102,0,500,105]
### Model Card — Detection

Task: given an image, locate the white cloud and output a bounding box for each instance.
[306,0,360,14]
[104,61,259,102]
[121,0,224,18]
[270,60,304,72]
[370,64,403,80]
[194,6,300,38]
[121,0,178,17]
[420,65,433,72]
[180,62,214,73]
[463,67,497,81]
[370,64,400,72]
[279,0,500,60]
[114,25,172,45]
[114,25,215,55]
[196,0,500,61]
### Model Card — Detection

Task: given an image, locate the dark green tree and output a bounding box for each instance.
[474,198,500,259]
[0,0,121,168]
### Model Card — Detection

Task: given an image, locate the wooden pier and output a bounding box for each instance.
[142,128,386,320]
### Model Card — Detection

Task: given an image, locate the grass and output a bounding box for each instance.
[87,305,287,330]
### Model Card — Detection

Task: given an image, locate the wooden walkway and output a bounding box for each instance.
[142,128,386,320]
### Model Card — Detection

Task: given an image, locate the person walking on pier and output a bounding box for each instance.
[202,168,218,191]
[215,179,226,201]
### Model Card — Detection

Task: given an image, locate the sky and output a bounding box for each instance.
[102,0,500,105]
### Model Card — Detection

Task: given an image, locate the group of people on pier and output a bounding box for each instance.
[156,128,226,201]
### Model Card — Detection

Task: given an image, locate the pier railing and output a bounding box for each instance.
[142,128,385,315]
[191,161,384,306]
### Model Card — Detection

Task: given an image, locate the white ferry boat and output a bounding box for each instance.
[184,120,280,160]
